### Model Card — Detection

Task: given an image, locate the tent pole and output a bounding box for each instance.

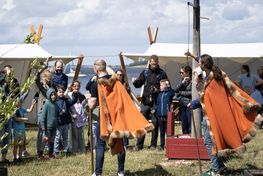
[147,26,153,45]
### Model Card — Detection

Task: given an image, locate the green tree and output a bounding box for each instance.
[0,59,42,150]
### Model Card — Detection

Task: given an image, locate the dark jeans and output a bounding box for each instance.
[179,105,191,134]
[123,137,129,147]
[95,122,125,175]
[158,116,167,148]
[136,106,158,149]
[37,123,43,154]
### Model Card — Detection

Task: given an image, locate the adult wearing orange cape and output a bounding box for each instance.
[197,54,262,157]
[88,59,154,176]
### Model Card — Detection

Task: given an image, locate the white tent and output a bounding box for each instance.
[0,43,78,123]
[122,42,263,87]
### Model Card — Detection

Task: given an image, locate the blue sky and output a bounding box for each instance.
[0,0,262,65]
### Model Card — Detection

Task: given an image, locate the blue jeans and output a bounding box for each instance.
[0,119,12,155]
[54,124,69,153]
[95,122,125,175]
[202,118,225,172]
[179,105,191,134]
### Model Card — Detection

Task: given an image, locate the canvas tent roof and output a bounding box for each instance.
[0,43,78,124]
[0,43,77,61]
[122,42,263,65]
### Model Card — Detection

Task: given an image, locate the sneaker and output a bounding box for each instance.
[157,146,164,151]
[17,158,23,162]
[37,155,46,161]
[217,166,228,174]
[202,169,218,176]
[133,146,142,151]
[118,172,124,176]
[91,172,102,176]
[13,158,19,163]
[22,150,30,157]
[49,154,57,159]
[148,146,156,150]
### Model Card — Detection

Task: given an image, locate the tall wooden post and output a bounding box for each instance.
[72,54,84,82]
[191,0,202,138]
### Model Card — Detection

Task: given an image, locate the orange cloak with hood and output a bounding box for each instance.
[200,71,262,157]
[97,75,154,154]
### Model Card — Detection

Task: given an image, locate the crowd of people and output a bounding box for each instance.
[0,53,262,176]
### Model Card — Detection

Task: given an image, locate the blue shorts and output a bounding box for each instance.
[13,130,25,145]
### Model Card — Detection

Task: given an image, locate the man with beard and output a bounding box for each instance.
[52,60,68,89]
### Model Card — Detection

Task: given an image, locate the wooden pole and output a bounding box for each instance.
[88,109,94,174]
[191,110,202,174]
[119,52,142,108]
[153,27,159,43]
[147,26,153,45]
[36,24,43,45]
[119,52,130,90]
[30,24,35,35]
[73,54,84,82]
[191,0,202,138]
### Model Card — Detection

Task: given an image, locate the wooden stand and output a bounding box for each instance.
[166,111,209,160]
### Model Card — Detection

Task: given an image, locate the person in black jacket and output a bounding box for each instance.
[53,84,77,157]
[132,55,168,150]
[174,65,192,134]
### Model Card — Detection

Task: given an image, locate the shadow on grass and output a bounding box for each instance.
[125,164,172,176]
[222,164,261,176]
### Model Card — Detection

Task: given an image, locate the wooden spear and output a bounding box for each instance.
[88,108,94,174]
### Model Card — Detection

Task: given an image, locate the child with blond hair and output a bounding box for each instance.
[156,79,174,150]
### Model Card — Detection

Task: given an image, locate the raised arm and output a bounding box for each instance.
[27,99,36,113]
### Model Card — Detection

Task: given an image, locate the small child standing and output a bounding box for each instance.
[68,80,87,153]
[54,85,77,156]
[12,99,36,162]
[39,88,58,160]
[156,79,174,150]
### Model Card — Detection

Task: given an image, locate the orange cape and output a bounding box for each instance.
[200,71,262,157]
[97,75,154,154]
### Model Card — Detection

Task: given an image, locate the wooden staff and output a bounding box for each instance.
[119,52,130,90]
[73,54,84,82]
[191,110,202,175]
[88,108,94,174]
[119,53,141,108]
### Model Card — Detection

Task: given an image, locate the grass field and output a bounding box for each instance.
[2,124,263,176]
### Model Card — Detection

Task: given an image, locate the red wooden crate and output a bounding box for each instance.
[166,135,210,160]
[167,111,175,136]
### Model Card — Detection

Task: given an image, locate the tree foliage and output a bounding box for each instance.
[0,59,42,145]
